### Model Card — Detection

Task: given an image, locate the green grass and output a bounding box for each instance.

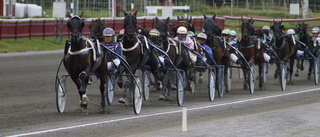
[0,36,67,53]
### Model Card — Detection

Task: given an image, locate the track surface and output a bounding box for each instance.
[1,50,320,137]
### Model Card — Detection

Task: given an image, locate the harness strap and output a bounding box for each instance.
[240,45,255,48]
[121,37,140,52]
[167,38,179,55]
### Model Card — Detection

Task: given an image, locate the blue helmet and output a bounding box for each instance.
[103,28,115,36]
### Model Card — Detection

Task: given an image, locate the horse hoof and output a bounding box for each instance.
[294,73,299,77]
[308,74,311,80]
[118,98,126,104]
[158,95,165,100]
[300,66,304,71]
[274,74,278,79]
[171,85,177,90]
[117,81,123,89]
[198,77,203,84]
[82,109,89,116]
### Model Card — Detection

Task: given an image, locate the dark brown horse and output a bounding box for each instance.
[270,21,297,83]
[171,16,195,37]
[64,12,107,115]
[238,19,264,91]
[202,14,230,93]
[155,17,191,100]
[88,18,105,42]
[118,10,156,103]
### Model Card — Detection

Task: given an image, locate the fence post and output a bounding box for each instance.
[0,20,2,40]
[43,20,46,40]
[15,21,18,40]
[29,20,32,40]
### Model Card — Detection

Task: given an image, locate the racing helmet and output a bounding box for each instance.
[149,29,160,37]
[262,26,270,30]
[177,26,188,34]
[312,27,319,33]
[287,29,295,35]
[103,28,115,36]
[187,31,195,37]
[230,30,237,36]
[197,33,207,40]
[119,29,125,35]
[222,29,230,35]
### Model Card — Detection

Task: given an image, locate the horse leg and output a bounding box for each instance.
[274,63,280,79]
[159,70,169,100]
[258,61,263,90]
[119,80,130,104]
[243,69,248,90]
[295,59,301,77]
[288,57,295,84]
[98,73,108,113]
[79,71,89,115]
[198,71,204,84]
[308,60,314,80]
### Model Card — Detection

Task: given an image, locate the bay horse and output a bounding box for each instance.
[295,22,319,79]
[118,10,158,103]
[171,16,195,37]
[238,19,264,90]
[155,17,192,99]
[270,21,297,83]
[202,14,231,93]
[64,12,107,115]
[88,18,105,43]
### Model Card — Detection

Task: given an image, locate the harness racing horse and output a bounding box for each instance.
[64,12,107,115]
[118,11,158,103]
[270,21,297,83]
[155,17,192,100]
[295,22,320,79]
[238,19,264,91]
[171,16,195,37]
[88,18,105,42]
[202,14,231,93]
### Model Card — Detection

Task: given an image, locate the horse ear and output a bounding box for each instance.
[203,14,207,20]
[165,17,170,24]
[270,25,274,30]
[156,17,160,23]
[212,14,216,20]
[281,25,285,31]
[177,16,180,21]
[67,12,72,18]
[123,10,128,16]
[189,16,192,23]
[241,16,243,22]
[79,12,84,18]
[133,10,138,16]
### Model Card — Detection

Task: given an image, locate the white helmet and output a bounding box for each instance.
[230,30,237,36]
[222,29,230,35]
[197,33,207,40]
[177,26,188,34]
[262,26,270,30]
[287,29,295,35]
[312,27,319,33]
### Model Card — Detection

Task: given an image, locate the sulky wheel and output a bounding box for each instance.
[133,77,142,114]
[208,70,216,101]
[176,71,184,106]
[55,75,67,113]
[280,64,287,91]
[249,66,255,94]
[142,70,150,100]
[106,74,115,105]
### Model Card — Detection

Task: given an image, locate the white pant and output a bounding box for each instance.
[107,58,120,70]
[230,53,238,63]
[297,50,304,56]
[264,53,270,62]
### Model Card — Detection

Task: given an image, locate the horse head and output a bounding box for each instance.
[296,22,308,39]
[88,18,105,41]
[136,25,149,37]
[155,17,170,41]
[241,18,255,37]
[123,10,138,40]
[271,21,285,38]
[202,14,221,37]
[67,12,84,40]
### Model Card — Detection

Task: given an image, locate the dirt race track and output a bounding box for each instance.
[1,50,320,137]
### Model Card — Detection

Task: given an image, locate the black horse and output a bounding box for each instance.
[295,22,320,79]
[64,12,107,115]
[270,21,297,83]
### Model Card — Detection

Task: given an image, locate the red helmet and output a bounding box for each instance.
[119,29,125,35]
